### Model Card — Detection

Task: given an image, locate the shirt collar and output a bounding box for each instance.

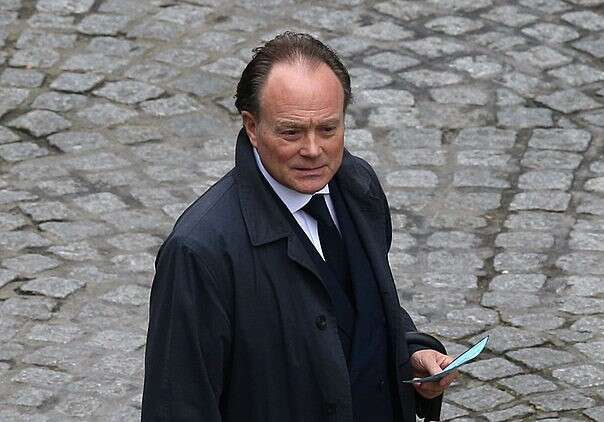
[253,147,329,214]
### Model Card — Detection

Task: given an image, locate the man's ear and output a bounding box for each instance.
[242,111,259,148]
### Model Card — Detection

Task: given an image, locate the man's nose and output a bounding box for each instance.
[300,133,321,157]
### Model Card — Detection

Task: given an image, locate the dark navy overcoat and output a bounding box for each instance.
[141,129,443,421]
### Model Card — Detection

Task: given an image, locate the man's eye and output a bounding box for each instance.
[321,127,336,134]
[281,129,300,137]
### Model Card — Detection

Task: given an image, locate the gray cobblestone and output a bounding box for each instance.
[0,2,602,420]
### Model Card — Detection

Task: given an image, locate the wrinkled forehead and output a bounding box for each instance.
[257,61,346,119]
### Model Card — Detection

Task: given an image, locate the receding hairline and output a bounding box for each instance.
[254,58,346,119]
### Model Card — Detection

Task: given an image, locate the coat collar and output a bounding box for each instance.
[234,127,378,246]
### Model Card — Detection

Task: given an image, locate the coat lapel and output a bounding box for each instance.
[234,128,325,286]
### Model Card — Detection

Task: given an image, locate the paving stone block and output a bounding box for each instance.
[77,14,130,35]
[93,80,163,104]
[548,63,604,86]
[0,231,52,251]
[453,168,509,188]
[100,284,149,306]
[0,189,37,204]
[7,386,54,408]
[47,131,110,152]
[499,71,552,98]
[498,107,552,128]
[400,69,463,87]
[50,72,104,93]
[569,231,604,251]
[518,170,573,190]
[20,276,85,299]
[27,323,83,343]
[571,316,604,333]
[561,275,604,296]
[9,47,60,68]
[8,110,71,137]
[481,290,540,308]
[32,92,87,112]
[529,390,595,411]
[431,85,491,105]
[140,94,199,116]
[36,0,94,14]
[0,268,18,289]
[475,326,546,352]
[489,273,546,291]
[3,253,60,276]
[552,364,604,387]
[0,126,20,144]
[386,170,438,188]
[538,90,601,113]
[506,347,576,371]
[56,393,102,417]
[362,52,419,72]
[72,192,127,214]
[504,312,565,330]
[461,357,523,380]
[0,68,45,88]
[522,149,583,170]
[62,53,129,73]
[562,11,604,31]
[0,87,29,118]
[354,21,414,40]
[446,307,498,325]
[484,404,533,422]
[557,252,604,274]
[394,149,446,166]
[449,55,503,79]
[12,367,72,387]
[522,23,580,43]
[558,296,604,315]
[529,129,591,152]
[0,296,56,320]
[0,142,49,162]
[447,384,514,411]
[584,406,604,421]
[420,273,478,290]
[111,252,155,272]
[510,191,570,211]
[508,46,572,70]
[497,374,558,395]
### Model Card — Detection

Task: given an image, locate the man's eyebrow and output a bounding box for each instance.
[318,118,341,126]
[275,118,341,127]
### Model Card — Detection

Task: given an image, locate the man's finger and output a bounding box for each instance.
[438,371,458,388]
[424,357,444,376]
[413,382,444,399]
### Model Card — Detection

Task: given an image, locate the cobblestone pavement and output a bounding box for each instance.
[0,0,603,420]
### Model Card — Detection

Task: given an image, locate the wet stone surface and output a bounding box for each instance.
[0,0,602,420]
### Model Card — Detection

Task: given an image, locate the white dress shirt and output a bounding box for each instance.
[253,147,339,260]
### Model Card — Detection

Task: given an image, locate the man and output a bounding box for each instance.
[142,32,456,422]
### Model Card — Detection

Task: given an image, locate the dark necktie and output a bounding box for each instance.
[302,195,351,300]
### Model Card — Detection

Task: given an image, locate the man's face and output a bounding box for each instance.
[242,61,345,194]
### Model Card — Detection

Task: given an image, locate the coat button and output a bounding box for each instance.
[315,315,327,330]
[325,402,336,415]
[377,377,385,391]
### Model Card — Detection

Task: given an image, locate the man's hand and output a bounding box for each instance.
[410,349,458,399]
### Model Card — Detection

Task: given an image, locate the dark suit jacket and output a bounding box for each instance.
[141,129,443,421]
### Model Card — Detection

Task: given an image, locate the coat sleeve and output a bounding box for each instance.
[141,235,232,422]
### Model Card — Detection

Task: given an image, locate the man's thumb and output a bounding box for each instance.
[425,357,444,376]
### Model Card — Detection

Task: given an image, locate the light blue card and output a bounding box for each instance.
[402,336,489,384]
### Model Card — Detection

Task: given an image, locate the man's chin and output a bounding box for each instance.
[289,178,329,194]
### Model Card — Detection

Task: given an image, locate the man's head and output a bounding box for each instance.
[235,32,351,194]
